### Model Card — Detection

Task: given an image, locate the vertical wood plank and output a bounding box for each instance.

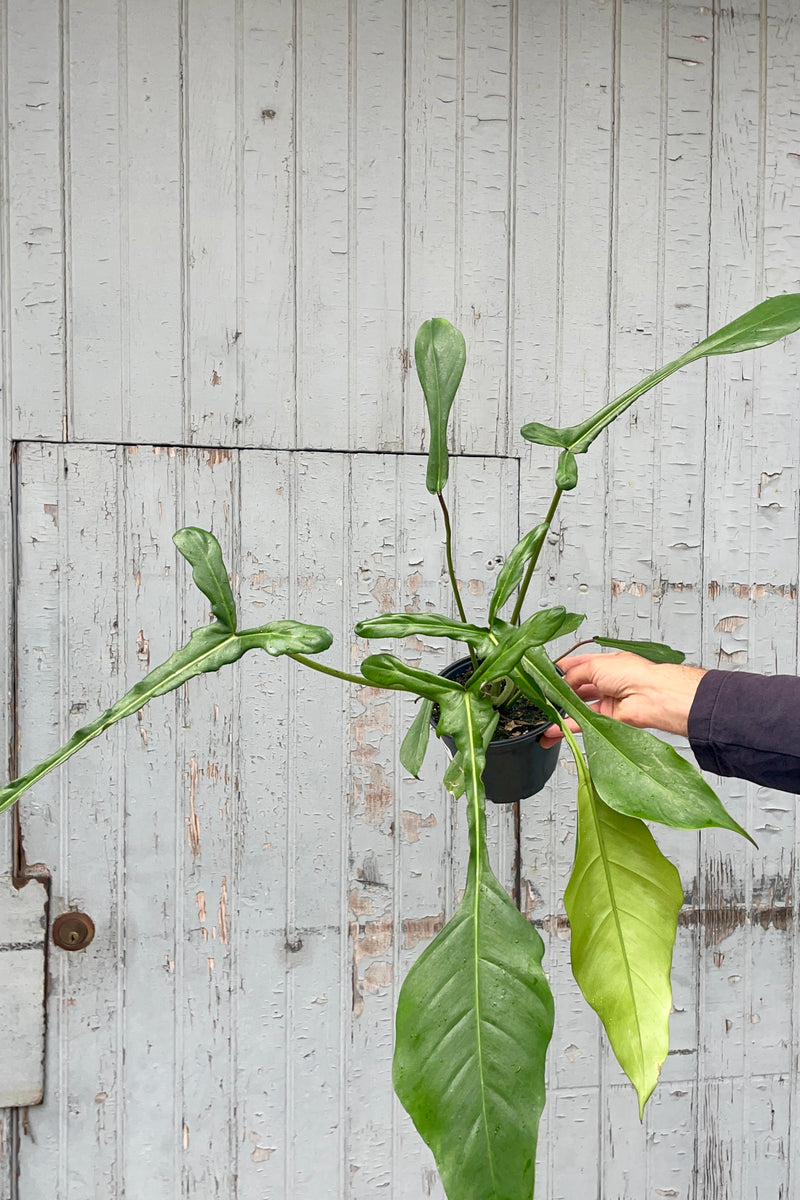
[456,0,513,457]
[346,0,406,453]
[238,2,297,448]
[294,0,351,448]
[183,0,242,446]
[7,0,65,440]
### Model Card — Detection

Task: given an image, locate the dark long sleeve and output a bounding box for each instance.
[688,669,800,794]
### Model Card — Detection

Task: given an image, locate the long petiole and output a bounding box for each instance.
[555,638,594,663]
[437,492,479,670]
[289,653,373,688]
[510,486,563,626]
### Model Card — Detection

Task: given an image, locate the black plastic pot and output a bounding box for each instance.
[434,657,560,804]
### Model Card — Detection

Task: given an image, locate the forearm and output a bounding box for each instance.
[688,670,800,794]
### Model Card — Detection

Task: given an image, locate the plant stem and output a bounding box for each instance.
[289,653,372,687]
[509,486,563,626]
[555,638,594,663]
[437,492,479,670]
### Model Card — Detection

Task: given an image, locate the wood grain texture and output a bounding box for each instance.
[4,2,800,1197]
[12,443,518,1196]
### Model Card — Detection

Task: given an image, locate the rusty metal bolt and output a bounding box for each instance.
[52,912,95,951]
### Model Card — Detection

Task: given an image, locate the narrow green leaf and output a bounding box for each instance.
[691,292,800,357]
[555,448,578,490]
[415,318,467,494]
[468,607,582,691]
[394,687,553,1200]
[593,636,686,664]
[488,523,548,626]
[355,612,493,656]
[0,617,333,815]
[521,294,800,456]
[360,653,463,701]
[399,699,435,778]
[521,647,752,839]
[173,527,238,632]
[565,769,683,1115]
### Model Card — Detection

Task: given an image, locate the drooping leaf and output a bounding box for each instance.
[399,698,435,778]
[592,636,686,664]
[355,612,494,657]
[565,765,683,1115]
[174,526,238,632]
[0,617,333,815]
[555,448,578,490]
[394,686,553,1200]
[488,523,549,626]
[415,318,467,494]
[521,647,752,839]
[521,294,800,455]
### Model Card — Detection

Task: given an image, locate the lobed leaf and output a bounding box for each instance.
[521,648,751,839]
[355,612,493,657]
[521,294,800,456]
[592,636,685,664]
[565,768,683,1115]
[0,614,332,816]
[415,318,467,495]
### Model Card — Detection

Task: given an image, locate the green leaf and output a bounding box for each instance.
[555,448,578,490]
[399,699,435,778]
[360,653,462,701]
[521,648,752,839]
[521,294,800,456]
[355,612,494,656]
[517,421,571,449]
[0,617,333,815]
[488,523,548,626]
[394,687,553,1200]
[415,318,467,494]
[468,607,582,692]
[565,768,683,1115]
[592,636,685,664]
[173,527,238,632]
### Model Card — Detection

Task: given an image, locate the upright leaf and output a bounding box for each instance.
[565,766,683,1115]
[488,523,548,626]
[394,688,554,1200]
[521,648,751,838]
[415,318,467,494]
[521,294,800,455]
[174,527,238,632]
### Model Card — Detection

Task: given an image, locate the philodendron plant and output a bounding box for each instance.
[3,296,800,1200]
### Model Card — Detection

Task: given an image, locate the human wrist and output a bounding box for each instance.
[643,665,706,737]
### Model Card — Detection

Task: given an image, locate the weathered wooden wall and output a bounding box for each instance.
[2,1,800,1197]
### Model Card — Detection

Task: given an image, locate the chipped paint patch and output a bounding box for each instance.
[403,912,445,950]
[187,758,201,859]
[400,810,437,843]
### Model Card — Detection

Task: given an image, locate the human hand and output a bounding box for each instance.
[539,651,707,748]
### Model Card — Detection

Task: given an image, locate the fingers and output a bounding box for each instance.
[540,717,580,749]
